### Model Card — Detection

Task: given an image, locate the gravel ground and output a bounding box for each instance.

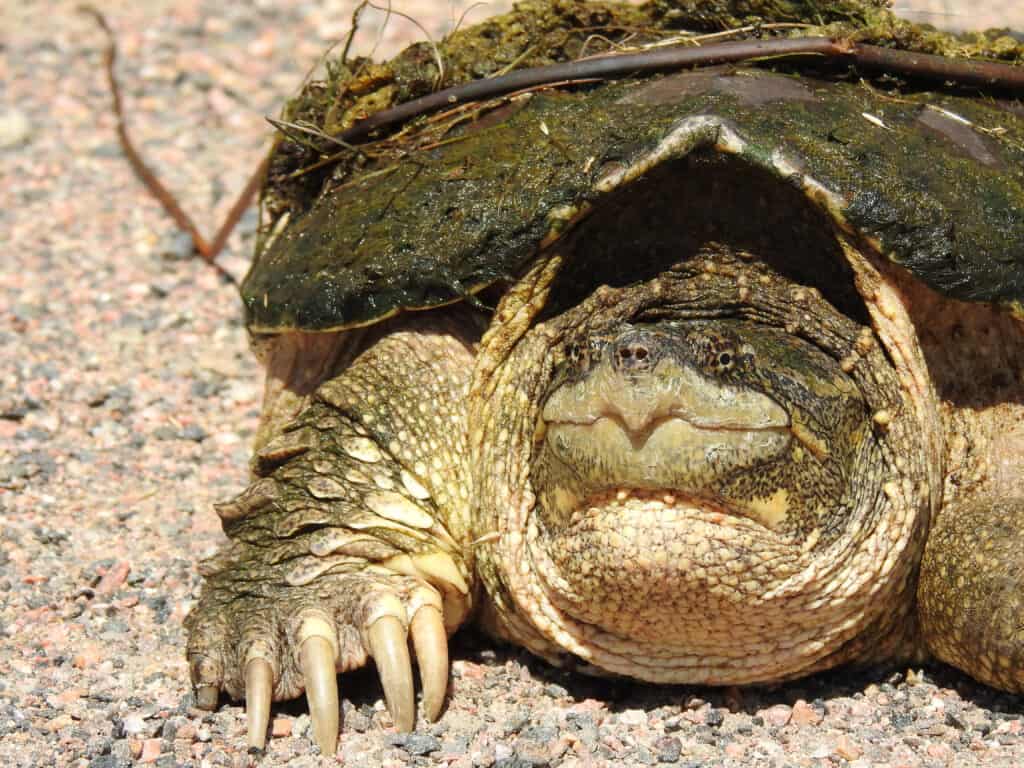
[1,2,1022,767]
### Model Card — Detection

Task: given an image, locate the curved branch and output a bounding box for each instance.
[81,5,245,280]
[334,36,1024,144]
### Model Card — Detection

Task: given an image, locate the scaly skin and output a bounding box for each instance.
[471,249,927,682]
[187,246,1024,755]
[186,316,478,752]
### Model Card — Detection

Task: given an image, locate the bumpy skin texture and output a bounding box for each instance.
[470,250,927,683]
[919,498,1024,692]
[186,318,478,743]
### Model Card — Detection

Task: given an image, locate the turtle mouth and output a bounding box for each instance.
[539,413,793,522]
[545,412,790,455]
[546,411,790,452]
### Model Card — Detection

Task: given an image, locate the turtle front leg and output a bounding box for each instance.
[917,497,1024,692]
[185,323,476,754]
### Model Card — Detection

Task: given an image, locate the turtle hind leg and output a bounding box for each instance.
[917,496,1024,692]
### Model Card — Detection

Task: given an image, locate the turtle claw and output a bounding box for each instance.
[300,635,340,755]
[244,658,274,750]
[195,684,219,711]
[368,615,415,732]
[187,578,455,750]
[410,606,449,722]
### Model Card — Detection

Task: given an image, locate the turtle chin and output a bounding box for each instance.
[527,488,807,647]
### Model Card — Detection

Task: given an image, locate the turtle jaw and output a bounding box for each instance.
[539,418,792,526]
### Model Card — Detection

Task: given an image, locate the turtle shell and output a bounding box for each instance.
[242,13,1024,333]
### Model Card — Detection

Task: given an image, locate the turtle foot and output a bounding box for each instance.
[186,560,450,754]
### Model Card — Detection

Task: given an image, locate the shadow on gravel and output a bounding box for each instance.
[261,625,1023,725]
[448,627,1024,718]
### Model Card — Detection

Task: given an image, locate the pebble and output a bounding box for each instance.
[790,699,823,726]
[96,561,132,595]
[654,735,682,763]
[723,742,746,759]
[293,714,310,739]
[618,709,646,727]
[46,714,73,732]
[0,108,31,148]
[704,708,724,728]
[123,714,151,736]
[388,733,441,755]
[140,737,163,762]
[760,704,792,727]
[834,734,864,761]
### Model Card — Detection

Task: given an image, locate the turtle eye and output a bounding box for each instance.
[688,331,741,375]
[566,342,586,367]
[708,346,736,374]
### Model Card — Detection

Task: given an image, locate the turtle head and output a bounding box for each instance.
[473,249,923,685]
[535,318,865,535]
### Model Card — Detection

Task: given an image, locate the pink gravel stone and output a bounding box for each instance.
[833,734,864,761]
[761,704,792,727]
[724,742,746,758]
[272,717,293,737]
[454,661,486,679]
[96,560,131,594]
[790,699,822,726]
[46,714,73,733]
[927,742,954,760]
[140,737,163,762]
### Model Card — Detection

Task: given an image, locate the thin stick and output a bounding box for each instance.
[340,1,369,64]
[208,154,270,260]
[333,36,1024,144]
[85,8,1024,272]
[81,6,256,279]
[851,43,1024,88]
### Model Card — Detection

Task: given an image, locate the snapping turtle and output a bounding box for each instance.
[185,0,1024,754]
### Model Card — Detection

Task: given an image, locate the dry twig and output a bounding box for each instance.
[79,5,262,282]
[85,6,1024,271]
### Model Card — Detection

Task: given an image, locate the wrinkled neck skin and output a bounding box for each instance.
[850,253,1024,518]
[470,248,931,684]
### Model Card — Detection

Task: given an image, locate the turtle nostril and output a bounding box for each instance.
[614,340,653,371]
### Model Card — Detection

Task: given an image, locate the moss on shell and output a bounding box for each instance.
[247,0,1024,332]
